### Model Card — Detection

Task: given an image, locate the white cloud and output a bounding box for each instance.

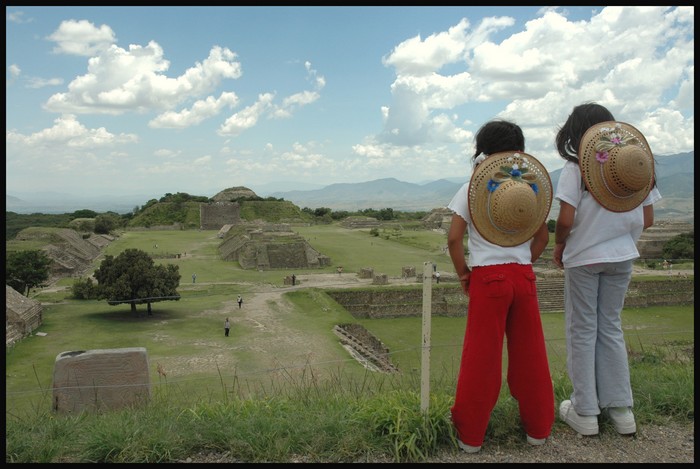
[44,44,242,115]
[374,6,694,171]
[149,91,239,128]
[47,19,116,56]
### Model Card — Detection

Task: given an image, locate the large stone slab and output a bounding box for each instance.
[52,347,150,414]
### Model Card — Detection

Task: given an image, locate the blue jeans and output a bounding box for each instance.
[564,260,634,415]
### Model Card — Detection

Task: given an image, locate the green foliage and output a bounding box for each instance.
[70,277,100,299]
[662,231,694,260]
[158,192,209,204]
[357,390,455,462]
[71,209,98,219]
[5,249,52,296]
[94,213,121,234]
[128,201,201,228]
[94,248,181,313]
[547,219,556,232]
[238,200,312,223]
[68,218,96,232]
[5,212,72,240]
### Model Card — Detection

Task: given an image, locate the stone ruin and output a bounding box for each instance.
[339,216,381,229]
[358,267,374,279]
[52,347,150,413]
[200,201,241,230]
[333,323,398,373]
[218,223,331,270]
[372,273,389,285]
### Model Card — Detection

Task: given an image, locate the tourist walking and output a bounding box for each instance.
[237,295,243,309]
[552,102,661,436]
[446,119,554,453]
[224,318,230,337]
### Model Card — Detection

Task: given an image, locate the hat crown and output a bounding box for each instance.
[491,179,537,232]
[468,151,552,247]
[579,121,654,212]
[604,146,652,196]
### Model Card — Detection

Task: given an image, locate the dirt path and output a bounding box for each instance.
[164,272,383,380]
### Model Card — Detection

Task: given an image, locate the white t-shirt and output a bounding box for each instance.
[555,161,662,268]
[447,182,533,268]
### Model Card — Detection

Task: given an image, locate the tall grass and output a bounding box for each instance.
[6,343,694,463]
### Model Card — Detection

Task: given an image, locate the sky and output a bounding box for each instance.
[5,5,695,202]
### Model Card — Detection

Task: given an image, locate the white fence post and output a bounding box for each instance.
[421,261,433,413]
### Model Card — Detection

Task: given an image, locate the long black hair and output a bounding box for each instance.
[473,119,525,161]
[556,102,656,188]
[555,102,615,163]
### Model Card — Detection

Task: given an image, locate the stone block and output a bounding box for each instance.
[52,347,150,414]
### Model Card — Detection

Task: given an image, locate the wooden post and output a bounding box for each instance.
[421,260,432,413]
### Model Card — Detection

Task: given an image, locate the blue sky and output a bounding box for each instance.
[6,6,695,201]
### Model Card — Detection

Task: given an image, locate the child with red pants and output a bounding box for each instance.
[446,119,554,453]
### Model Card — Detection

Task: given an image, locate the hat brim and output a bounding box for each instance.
[468,151,552,247]
[579,121,654,212]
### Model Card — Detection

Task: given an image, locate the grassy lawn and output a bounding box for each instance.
[6,224,694,417]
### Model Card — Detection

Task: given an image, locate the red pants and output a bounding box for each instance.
[451,263,554,446]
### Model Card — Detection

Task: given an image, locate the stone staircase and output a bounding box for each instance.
[536,277,566,313]
[333,325,398,373]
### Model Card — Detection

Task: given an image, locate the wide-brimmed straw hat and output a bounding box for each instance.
[468,151,552,247]
[579,121,654,212]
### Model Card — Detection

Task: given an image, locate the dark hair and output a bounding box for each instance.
[555,102,615,163]
[473,119,525,160]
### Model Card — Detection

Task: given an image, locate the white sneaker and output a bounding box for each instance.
[559,400,599,435]
[607,407,637,434]
[526,435,547,446]
[457,439,481,453]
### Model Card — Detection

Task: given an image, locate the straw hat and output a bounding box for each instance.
[579,121,654,212]
[468,151,552,247]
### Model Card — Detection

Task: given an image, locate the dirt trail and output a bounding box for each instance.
[165,272,383,380]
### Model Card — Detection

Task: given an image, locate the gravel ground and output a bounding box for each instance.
[424,422,695,463]
[177,422,694,463]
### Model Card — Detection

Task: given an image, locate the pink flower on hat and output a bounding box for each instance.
[596,150,610,163]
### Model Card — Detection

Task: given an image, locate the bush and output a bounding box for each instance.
[662,231,694,260]
[71,277,99,300]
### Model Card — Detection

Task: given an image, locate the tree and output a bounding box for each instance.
[6,250,52,296]
[662,231,694,261]
[93,248,181,315]
[94,212,125,234]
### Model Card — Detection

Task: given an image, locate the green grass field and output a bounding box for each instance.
[6,225,694,417]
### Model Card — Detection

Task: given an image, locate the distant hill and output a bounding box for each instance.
[271,152,693,220]
[6,152,693,221]
[270,177,462,212]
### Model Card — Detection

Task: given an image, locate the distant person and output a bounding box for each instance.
[292,273,296,286]
[224,318,230,337]
[446,119,554,453]
[237,294,243,309]
[192,273,197,283]
[435,271,441,284]
[552,103,661,437]
[337,266,343,275]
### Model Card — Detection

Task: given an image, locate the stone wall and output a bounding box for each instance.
[326,278,693,318]
[200,202,241,230]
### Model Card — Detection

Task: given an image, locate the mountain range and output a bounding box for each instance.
[6,152,694,222]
